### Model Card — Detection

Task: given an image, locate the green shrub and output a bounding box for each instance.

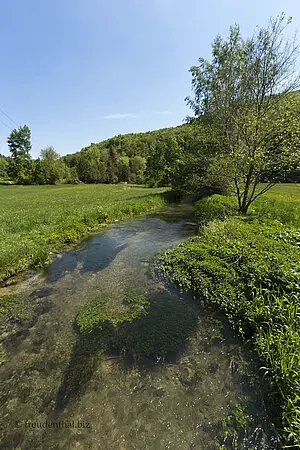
[195,194,237,223]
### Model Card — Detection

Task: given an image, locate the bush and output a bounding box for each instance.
[195,194,237,223]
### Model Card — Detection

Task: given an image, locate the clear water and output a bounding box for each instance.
[0,212,280,449]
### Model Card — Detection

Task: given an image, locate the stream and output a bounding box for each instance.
[0,208,280,449]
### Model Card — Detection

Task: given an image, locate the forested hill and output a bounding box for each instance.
[62,88,300,190]
[61,123,212,186]
[1,91,299,189]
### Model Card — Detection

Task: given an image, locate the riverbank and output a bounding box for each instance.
[157,185,300,447]
[0,184,166,285]
[0,184,167,368]
[0,212,278,448]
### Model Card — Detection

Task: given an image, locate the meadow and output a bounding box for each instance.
[1,182,300,446]
[0,184,166,284]
[158,184,300,447]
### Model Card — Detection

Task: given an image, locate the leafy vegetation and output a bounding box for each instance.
[76,291,199,360]
[195,194,237,224]
[58,291,150,407]
[186,13,300,213]
[76,292,150,334]
[0,184,165,283]
[55,290,199,408]
[0,344,5,366]
[3,122,219,189]
[7,125,32,184]
[3,93,300,199]
[0,294,35,326]
[0,154,9,179]
[32,146,69,185]
[158,185,300,447]
[0,293,43,366]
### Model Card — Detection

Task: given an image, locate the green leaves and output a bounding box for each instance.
[7,125,32,183]
[186,14,300,213]
[195,194,237,223]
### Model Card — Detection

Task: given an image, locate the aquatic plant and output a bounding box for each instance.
[76,292,150,334]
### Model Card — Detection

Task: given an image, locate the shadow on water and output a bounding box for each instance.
[45,215,194,284]
[56,290,199,410]
[148,204,196,223]
[45,237,129,283]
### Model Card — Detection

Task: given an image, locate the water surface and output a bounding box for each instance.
[0,212,280,449]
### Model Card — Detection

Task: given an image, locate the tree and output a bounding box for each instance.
[0,155,9,179]
[31,159,45,184]
[64,166,80,184]
[7,125,32,183]
[146,135,182,187]
[129,155,146,184]
[118,156,130,182]
[106,147,119,183]
[33,146,66,184]
[186,13,300,213]
[77,146,107,183]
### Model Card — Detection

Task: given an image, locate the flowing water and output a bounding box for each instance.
[0,210,280,449]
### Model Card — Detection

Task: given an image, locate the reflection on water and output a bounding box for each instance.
[0,213,280,449]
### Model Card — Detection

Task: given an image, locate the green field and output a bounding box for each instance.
[248,183,300,226]
[0,184,166,283]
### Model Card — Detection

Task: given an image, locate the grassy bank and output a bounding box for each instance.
[0,184,166,284]
[158,184,300,447]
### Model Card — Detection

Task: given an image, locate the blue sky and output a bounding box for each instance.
[0,0,299,158]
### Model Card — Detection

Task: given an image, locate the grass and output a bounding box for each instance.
[158,184,300,448]
[248,183,300,226]
[0,184,166,283]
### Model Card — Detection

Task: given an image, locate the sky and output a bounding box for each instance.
[0,0,299,158]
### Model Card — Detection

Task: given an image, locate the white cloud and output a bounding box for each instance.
[103,113,136,119]
[154,110,172,115]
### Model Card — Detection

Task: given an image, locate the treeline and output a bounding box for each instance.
[62,124,215,189]
[2,123,220,190]
[2,92,300,191]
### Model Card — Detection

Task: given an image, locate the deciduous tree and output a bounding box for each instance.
[186,13,300,213]
[7,125,32,183]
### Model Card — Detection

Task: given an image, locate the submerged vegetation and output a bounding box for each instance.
[158,186,300,446]
[58,289,200,409]
[0,294,35,325]
[76,292,150,334]
[76,290,199,360]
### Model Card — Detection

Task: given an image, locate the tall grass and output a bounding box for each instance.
[0,184,166,283]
